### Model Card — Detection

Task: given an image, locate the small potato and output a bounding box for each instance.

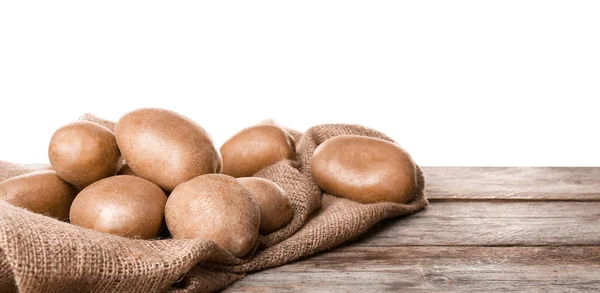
[69,175,167,239]
[165,174,260,258]
[311,135,417,204]
[0,170,76,220]
[116,108,220,192]
[48,121,121,189]
[237,177,293,234]
[221,125,296,178]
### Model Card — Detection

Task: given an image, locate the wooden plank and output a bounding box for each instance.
[352,201,600,246]
[423,167,600,201]
[226,246,600,292]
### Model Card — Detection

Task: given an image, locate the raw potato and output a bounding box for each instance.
[311,135,417,204]
[237,177,293,234]
[221,125,296,178]
[48,121,121,189]
[116,108,220,192]
[165,174,260,258]
[0,170,76,221]
[69,175,167,239]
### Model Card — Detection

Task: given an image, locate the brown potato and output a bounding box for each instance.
[69,175,167,239]
[0,170,76,220]
[311,135,417,204]
[116,108,219,192]
[48,121,121,189]
[221,125,296,178]
[165,174,260,258]
[237,177,293,234]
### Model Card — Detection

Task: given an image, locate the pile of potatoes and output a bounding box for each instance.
[0,108,417,258]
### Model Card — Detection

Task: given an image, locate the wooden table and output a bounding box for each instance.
[225,167,600,292]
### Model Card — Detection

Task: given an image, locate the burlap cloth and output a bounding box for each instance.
[0,123,428,293]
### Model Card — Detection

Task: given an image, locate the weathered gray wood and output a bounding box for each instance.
[423,167,600,201]
[354,201,600,246]
[227,246,600,292]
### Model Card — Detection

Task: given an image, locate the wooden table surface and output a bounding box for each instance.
[225,167,600,292]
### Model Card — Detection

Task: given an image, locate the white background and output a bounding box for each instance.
[1,1,599,166]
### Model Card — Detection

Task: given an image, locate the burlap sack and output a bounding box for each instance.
[0,123,428,293]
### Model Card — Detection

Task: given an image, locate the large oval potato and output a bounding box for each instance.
[165,174,260,258]
[237,177,293,234]
[116,108,220,192]
[48,121,121,189]
[311,135,417,204]
[0,170,76,220]
[69,175,167,239]
[221,125,295,178]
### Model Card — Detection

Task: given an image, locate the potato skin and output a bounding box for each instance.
[48,121,121,189]
[0,170,76,220]
[69,175,167,239]
[165,174,260,258]
[115,108,219,192]
[311,135,417,204]
[221,125,296,178]
[237,177,292,234]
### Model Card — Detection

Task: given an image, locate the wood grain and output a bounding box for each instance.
[354,201,600,246]
[227,246,600,292]
[423,167,600,201]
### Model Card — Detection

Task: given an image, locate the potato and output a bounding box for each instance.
[237,177,293,234]
[69,175,167,239]
[221,125,296,178]
[116,108,219,192]
[0,170,76,220]
[48,121,121,189]
[311,135,417,204]
[165,174,260,258]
